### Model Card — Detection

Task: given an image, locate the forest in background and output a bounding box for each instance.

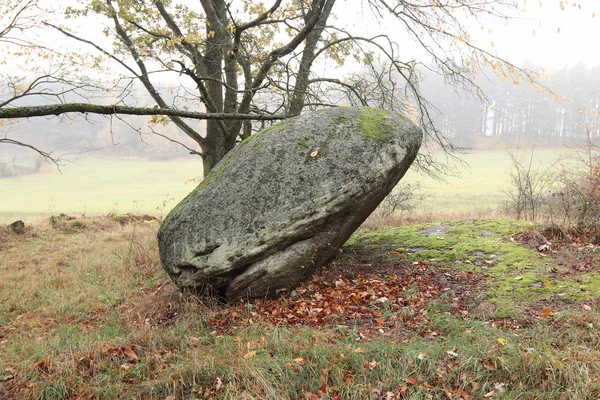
[1,61,599,177]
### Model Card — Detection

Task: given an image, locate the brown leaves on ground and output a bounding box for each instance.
[512,225,600,276]
[205,249,483,339]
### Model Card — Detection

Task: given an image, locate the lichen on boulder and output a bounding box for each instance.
[157,107,423,301]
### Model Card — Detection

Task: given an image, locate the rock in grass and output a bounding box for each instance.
[158,107,422,301]
[9,220,25,234]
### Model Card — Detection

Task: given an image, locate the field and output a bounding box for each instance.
[4,146,598,399]
[1,216,599,399]
[0,148,564,224]
[0,158,201,223]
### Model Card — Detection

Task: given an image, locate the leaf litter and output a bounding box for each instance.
[205,248,484,339]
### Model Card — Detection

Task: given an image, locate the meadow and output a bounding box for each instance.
[4,146,598,399]
[0,158,202,223]
[0,148,564,224]
[2,214,599,399]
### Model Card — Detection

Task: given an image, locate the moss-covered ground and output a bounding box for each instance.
[351,219,600,318]
[2,216,600,399]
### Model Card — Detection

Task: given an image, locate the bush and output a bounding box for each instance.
[376,182,427,217]
[503,146,558,221]
[544,132,600,242]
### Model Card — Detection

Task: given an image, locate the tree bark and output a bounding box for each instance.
[288,0,335,116]
[0,104,285,121]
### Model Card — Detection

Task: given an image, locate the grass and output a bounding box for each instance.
[0,148,564,223]
[0,157,201,223]
[402,147,564,213]
[1,215,600,399]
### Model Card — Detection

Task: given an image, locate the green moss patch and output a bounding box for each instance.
[358,108,395,143]
[348,219,600,318]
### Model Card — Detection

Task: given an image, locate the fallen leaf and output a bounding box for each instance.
[482,360,496,371]
[363,359,378,370]
[244,350,257,359]
[484,391,495,397]
[293,357,305,363]
[406,376,417,385]
[540,309,555,317]
[36,358,52,372]
[514,276,523,281]
[123,344,138,363]
[497,338,507,345]
[448,347,461,356]
[319,368,329,393]
[353,347,366,353]
[494,382,506,393]
[583,304,592,311]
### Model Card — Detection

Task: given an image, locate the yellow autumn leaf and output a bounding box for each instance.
[540,309,556,317]
[293,357,305,363]
[353,347,366,353]
[244,350,257,359]
[497,338,507,345]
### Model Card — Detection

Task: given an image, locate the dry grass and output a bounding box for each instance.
[359,207,510,233]
[1,215,600,399]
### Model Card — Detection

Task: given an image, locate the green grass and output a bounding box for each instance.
[0,148,564,223]
[0,157,202,223]
[403,147,563,213]
[352,218,600,317]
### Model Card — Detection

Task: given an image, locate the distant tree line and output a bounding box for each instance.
[4,62,599,174]
[420,62,600,146]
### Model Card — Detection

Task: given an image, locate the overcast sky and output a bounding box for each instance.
[491,1,599,69]
[340,0,600,72]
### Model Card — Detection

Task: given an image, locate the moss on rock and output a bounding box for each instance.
[358,108,395,144]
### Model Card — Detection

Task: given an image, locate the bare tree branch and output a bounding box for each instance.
[0,103,287,120]
[0,137,62,169]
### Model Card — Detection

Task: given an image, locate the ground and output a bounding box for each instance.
[1,215,599,399]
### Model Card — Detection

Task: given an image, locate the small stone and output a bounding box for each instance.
[418,225,448,237]
[9,220,25,234]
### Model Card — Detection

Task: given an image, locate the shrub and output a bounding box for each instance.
[376,182,427,217]
[544,131,600,242]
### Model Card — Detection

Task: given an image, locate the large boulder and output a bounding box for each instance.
[158,107,422,301]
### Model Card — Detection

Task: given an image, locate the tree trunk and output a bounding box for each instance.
[202,0,227,175]
[288,0,335,116]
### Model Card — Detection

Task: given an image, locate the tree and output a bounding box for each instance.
[1,0,549,176]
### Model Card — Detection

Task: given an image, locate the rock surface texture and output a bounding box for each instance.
[158,107,423,301]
